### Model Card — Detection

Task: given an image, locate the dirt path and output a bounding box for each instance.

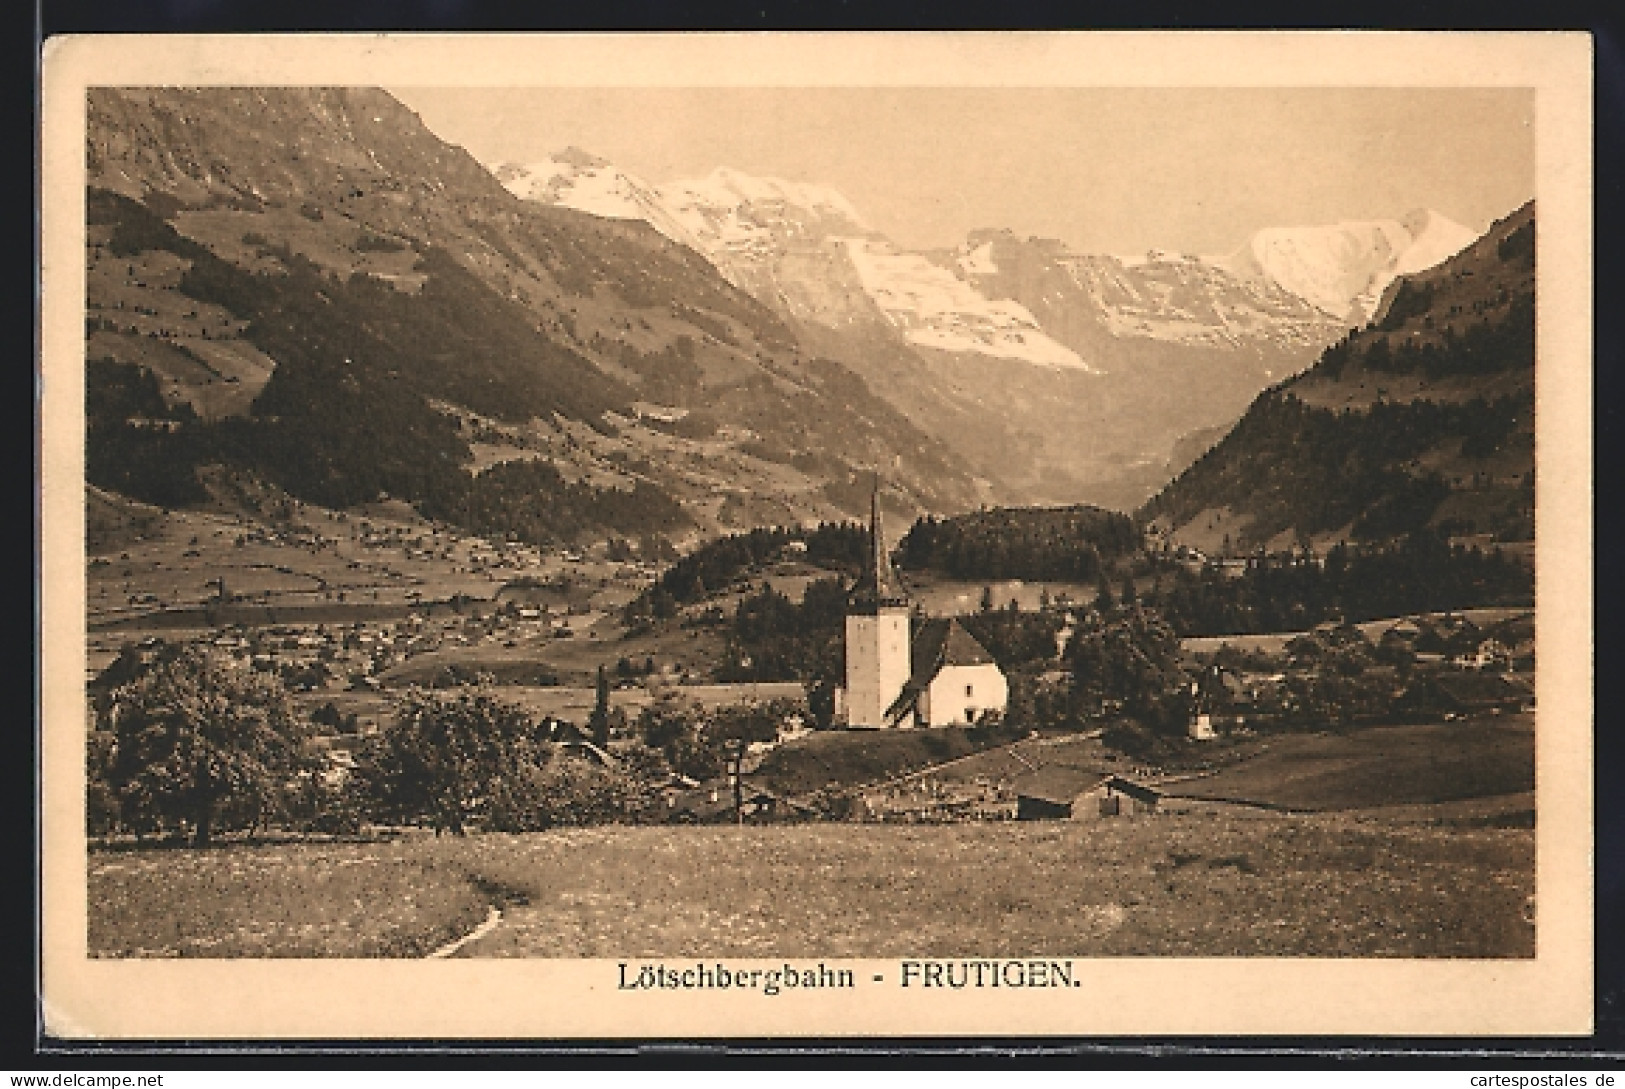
[426,905,502,958]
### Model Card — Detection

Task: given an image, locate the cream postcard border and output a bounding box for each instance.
[39,31,1594,1039]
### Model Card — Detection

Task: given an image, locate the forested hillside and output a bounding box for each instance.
[1140,203,1535,553]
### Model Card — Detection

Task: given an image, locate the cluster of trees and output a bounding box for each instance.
[718,579,848,684]
[87,643,807,844]
[1140,532,1532,637]
[1062,605,1189,730]
[84,358,212,507]
[418,460,689,546]
[1324,292,1534,380]
[633,695,794,782]
[612,335,704,404]
[625,522,868,624]
[89,645,316,844]
[896,505,1140,582]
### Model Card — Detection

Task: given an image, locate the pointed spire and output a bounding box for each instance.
[851,473,906,610]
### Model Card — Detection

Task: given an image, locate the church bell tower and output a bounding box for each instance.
[844,479,912,728]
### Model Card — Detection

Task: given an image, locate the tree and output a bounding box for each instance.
[102,645,311,845]
[589,665,612,746]
[805,678,837,730]
[486,755,636,832]
[358,689,542,835]
[1120,576,1138,606]
[1065,605,1187,730]
[637,695,716,779]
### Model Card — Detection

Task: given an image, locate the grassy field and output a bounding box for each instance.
[1160,717,1534,813]
[88,815,1535,959]
[88,839,494,957]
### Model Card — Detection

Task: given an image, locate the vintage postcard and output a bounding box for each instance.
[39,31,1593,1039]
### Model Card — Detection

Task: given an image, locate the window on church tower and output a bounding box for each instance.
[965,684,974,697]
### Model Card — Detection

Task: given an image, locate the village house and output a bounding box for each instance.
[1454,638,1513,671]
[1188,663,1249,740]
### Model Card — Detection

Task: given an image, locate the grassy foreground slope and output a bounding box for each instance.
[91,815,1533,960]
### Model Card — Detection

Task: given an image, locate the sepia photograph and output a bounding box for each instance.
[38,32,1593,1039]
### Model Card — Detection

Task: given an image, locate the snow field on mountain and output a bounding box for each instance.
[1226,212,1477,322]
[841,239,1092,370]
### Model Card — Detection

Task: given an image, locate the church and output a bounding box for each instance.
[838,485,1008,729]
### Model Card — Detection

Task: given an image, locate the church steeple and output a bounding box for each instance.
[850,475,907,611]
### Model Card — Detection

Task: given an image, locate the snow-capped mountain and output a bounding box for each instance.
[492,155,1090,372]
[490,149,1489,509]
[659,166,873,252]
[1220,209,1477,323]
[489,150,708,255]
[841,238,1092,370]
[954,229,1347,365]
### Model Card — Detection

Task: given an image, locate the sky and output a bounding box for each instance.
[390,86,1535,257]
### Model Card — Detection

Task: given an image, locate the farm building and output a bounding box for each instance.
[839,480,1008,729]
[1013,769,1160,821]
[1084,775,1162,818]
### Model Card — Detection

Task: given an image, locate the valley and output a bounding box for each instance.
[72,85,1544,970]
[491,147,1486,509]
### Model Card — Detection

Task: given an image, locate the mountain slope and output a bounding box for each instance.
[84,88,985,544]
[498,152,1484,510]
[1140,202,1534,554]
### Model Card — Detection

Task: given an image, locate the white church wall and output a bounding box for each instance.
[922,662,1008,726]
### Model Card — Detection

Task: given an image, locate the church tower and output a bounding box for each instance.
[844,479,912,728]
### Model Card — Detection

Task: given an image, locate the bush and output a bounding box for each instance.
[485,755,639,831]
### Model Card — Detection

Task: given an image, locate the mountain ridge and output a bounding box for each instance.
[83,87,987,546]
[1140,200,1535,555]
[494,147,1490,510]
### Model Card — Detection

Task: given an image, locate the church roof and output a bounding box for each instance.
[911,617,997,674]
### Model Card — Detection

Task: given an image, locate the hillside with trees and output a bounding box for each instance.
[83,87,982,549]
[1139,531,1531,637]
[1141,202,1535,552]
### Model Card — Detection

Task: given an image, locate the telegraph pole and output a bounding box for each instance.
[727,738,745,826]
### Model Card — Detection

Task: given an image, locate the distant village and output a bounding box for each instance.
[88,490,1535,839]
